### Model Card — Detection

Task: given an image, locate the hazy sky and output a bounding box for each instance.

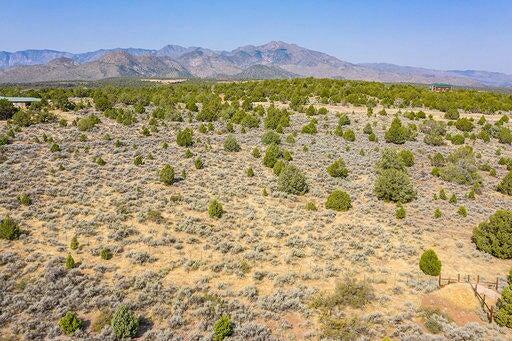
[1,0,511,73]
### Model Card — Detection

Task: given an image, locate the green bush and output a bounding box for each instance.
[430,152,446,167]
[0,216,21,240]
[277,164,308,195]
[264,106,290,130]
[434,208,442,218]
[457,205,467,217]
[208,199,224,218]
[310,277,374,310]
[223,134,241,152]
[111,305,139,339]
[384,117,412,144]
[499,127,512,144]
[472,210,512,258]
[419,249,442,276]
[497,171,512,196]
[495,284,512,327]
[100,248,113,260]
[398,149,415,167]
[159,164,175,185]
[176,128,193,147]
[70,236,79,250]
[246,167,254,177]
[396,205,406,219]
[263,144,282,168]
[450,134,465,145]
[376,149,405,172]
[261,130,281,145]
[436,146,481,185]
[368,132,377,142]
[444,108,460,120]
[252,147,261,158]
[301,120,317,134]
[325,189,352,212]
[455,117,474,132]
[305,201,317,211]
[326,159,349,178]
[59,311,83,335]
[194,158,204,169]
[133,155,144,166]
[65,254,76,269]
[213,315,233,341]
[17,193,32,206]
[374,169,416,203]
[273,160,285,176]
[77,115,101,131]
[342,129,356,141]
[0,98,17,120]
[11,110,32,127]
[50,143,61,152]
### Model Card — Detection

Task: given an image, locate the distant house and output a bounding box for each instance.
[0,96,41,108]
[430,83,452,92]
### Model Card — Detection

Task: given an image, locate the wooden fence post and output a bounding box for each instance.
[438,274,441,287]
[457,274,460,282]
[477,275,480,284]
[496,277,499,291]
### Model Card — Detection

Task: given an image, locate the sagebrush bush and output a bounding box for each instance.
[472,210,512,258]
[310,277,374,310]
[325,189,352,211]
[111,305,139,339]
[208,199,224,218]
[0,216,21,240]
[223,134,241,152]
[176,128,193,147]
[374,169,416,203]
[213,315,234,341]
[59,311,83,335]
[159,164,175,185]
[419,249,442,276]
[277,164,308,195]
[326,159,349,178]
[436,146,481,185]
[342,129,355,142]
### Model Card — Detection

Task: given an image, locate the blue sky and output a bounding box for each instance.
[1,0,511,73]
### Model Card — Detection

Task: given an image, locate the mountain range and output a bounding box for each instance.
[1,41,511,87]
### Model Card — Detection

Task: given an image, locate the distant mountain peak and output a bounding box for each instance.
[98,51,137,65]
[0,42,511,87]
